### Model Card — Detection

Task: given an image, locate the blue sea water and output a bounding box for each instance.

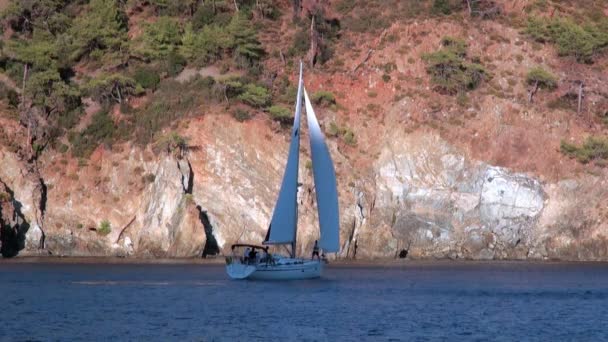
[1,261,607,341]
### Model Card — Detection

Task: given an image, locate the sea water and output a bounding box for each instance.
[1,261,607,341]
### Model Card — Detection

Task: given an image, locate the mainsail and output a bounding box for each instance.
[303,88,340,253]
[263,63,303,245]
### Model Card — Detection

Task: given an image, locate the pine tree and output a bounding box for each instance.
[227,14,264,66]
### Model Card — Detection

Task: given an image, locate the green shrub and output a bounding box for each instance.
[232,108,251,122]
[0,192,10,202]
[131,76,219,144]
[69,111,116,157]
[140,16,182,59]
[432,0,457,15]
[85,74,142,105]
[383,62,398,74]
[184,193,194,204]
[147,0,193,16]
[0,83,19,108]
[422,37,488,94]
[325,121,356,145]
[561,137,608,164]
[133,67,161,90]
[154,131,189,154]
[219,77,245,99]
[526,67,557,89]
[180,23,232,65]
[311,91,336,106]
[227,14,264,65]
[238,84,271,108]
[278,85,298,104]
[98,220,111,236]
[56,107,83,131]
[165,51,187,77]
[25,69,81,115]
[525,18,608,63]
[192,2,233,29]
[290,26,310,56]
[67,0,129,64]
[326,121,340,137]
[268,105,292,124]
[441,36,468,56]
[192,3,220,29]
[305,160,313,170]
[142,173,156,183]
[342,129,357,146]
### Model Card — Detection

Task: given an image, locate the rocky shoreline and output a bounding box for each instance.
[3,255,608,266]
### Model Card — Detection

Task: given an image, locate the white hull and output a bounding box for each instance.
[226,257,323,280]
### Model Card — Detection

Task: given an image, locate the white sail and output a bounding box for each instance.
[303,88,340,253]
[264,63,304,245]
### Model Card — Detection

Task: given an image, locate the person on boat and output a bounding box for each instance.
[312,240,320,260]
[260,248,269,264]
[243,247,250,264]
[249,248,257,264]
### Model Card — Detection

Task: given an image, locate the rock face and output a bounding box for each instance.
[355,132,546,260]
[0,116,607,260]
[135,158,206,257]
[0,180,30,257]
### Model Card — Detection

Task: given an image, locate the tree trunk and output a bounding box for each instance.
[292,0,301,22]
[115,216,136,244]
[577,81,584,115]
[233,0,239,12]
[528,80,539,103]
[307,15,319,67]
[21,64,33,157]
[21,64,28,104]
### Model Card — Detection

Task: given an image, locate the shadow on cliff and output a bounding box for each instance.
[197,206,219,257]
[0,185,30,258]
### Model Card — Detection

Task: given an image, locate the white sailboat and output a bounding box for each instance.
[225,63,340,280]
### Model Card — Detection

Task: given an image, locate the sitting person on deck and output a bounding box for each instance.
[249,248,257,264]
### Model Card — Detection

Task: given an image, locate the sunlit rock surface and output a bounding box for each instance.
[1,120,606,260]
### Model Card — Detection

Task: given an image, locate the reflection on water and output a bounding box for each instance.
[1,262,608,341]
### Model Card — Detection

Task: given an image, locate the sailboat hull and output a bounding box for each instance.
[225,257,323,280]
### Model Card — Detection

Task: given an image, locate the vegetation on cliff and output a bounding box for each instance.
[561,137,608,165]
[525,17,608,63]
[0,0,606,165]
[422,36,488,95]
[0,0,274,158]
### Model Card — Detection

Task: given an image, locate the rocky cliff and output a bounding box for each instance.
[1,112,607,260]
[1,0,607,260]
